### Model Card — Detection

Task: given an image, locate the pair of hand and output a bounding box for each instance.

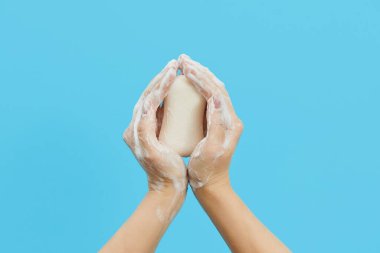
[102,55,290,253]
[123,54,243,196]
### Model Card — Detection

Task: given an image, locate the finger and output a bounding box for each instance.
[188,96,230,161]
[178,54,234,115]
[180,54,240,120]
[179,54,228,97]
[178,54,218,99]
[132,59,178,117]
[130,59,177,131]
[207,95,233,144]
[178,55,242,154]
[129,60,177,158]
[136,61,178,151]
[142,63,177,123]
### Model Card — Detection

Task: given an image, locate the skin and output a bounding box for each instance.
[100,55,291,253]
[179,54,291,253]
[100,60,187,253]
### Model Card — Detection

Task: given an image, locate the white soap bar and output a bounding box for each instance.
[159,75,206,157]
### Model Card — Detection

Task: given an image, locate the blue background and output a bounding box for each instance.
[1,0,379,252]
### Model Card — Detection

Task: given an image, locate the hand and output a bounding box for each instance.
[123,59,187,194]
[178,54,243,190]
[101,60,189,253]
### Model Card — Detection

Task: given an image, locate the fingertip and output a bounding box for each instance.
[168,59,177,64]
[167,65,177,77]
[179,53,190,60]
[178,54,191,66]
[178,55,184,66]
[165,59,178,70]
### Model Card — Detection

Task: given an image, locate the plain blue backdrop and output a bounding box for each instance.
[1,0,379,252]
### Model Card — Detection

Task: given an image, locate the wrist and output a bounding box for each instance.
[191,173,231,194]
[146,177,188,222]
[146,184,187,222]
[193,178,233,204]
[193,179,234,208]
[148,179,187,200]
[149,177,188,193]
[147,189,186,206]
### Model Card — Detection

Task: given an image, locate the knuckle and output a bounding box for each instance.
[123,127,133,145]
[236,119,244,131]
[138,136,149,147]
[144,151,158,163]
[234,118,244,134]
[136,123,146,136]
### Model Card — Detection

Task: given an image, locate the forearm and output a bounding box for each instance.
[194,180,290,253]
[100,187,185,253]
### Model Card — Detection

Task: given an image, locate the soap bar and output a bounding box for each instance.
[158,75,206,157]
